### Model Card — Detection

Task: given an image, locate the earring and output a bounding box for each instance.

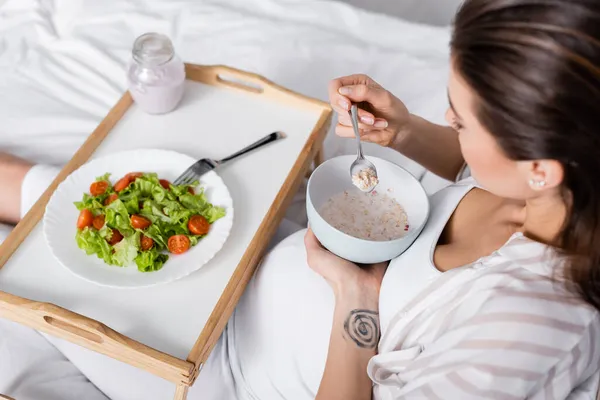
[529,179,547,188]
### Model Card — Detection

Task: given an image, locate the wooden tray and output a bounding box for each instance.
[0,64,331,399]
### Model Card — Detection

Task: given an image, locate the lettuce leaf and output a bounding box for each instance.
[105,199,135,237]
[178,191,225,223]
[128,174,172,200]
[75,226,139,267]
[162,200,192,224]
[203,206,226,224]
[74,193,106,214]
[188,235,199,247]
[140,201,172,224]
[95,173,112,183]
[75,227,114,265]
[171,181,197,198]
[98,224,113,240]
[122,196,140,215]
[113,232,140,267]
[142,224,168,250]
[178,191,207,212]
[135,248,169,272]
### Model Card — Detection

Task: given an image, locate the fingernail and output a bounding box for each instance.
[374,120,388,128]
[338,99,350,110]
[360,116,375,125]
[338,86,352,95]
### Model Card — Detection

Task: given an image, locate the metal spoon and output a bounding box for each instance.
[349,104,379,192]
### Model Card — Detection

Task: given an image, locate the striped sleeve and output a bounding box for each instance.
[378,288,600,399]
[555,316,600,400]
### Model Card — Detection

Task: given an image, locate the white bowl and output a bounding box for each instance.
[307,155,430,264]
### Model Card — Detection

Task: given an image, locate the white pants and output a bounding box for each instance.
[2,164,334,400]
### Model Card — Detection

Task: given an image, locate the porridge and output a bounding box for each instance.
[352,167,379,192]
[319,189,409,241]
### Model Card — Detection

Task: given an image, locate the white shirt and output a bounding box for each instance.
[378,179,471,334]
[371,179,600,399]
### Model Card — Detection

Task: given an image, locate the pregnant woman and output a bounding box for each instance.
[1,0,599,399]
[192,0,600,399]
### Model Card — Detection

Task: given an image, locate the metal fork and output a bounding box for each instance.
[173,131,287,185]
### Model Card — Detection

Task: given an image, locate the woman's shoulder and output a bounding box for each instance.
[458,252,600,355]
[437,231,599,341]
[476,267,599,328]
[474,234,597,320]
[459,269,600,381]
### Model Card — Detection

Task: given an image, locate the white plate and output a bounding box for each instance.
[43,149,234,289]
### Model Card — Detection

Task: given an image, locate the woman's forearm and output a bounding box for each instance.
[392,114,465,182]
[316,285,379,400]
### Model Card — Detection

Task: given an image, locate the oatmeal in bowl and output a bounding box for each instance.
[307,155,429,264]
[319,189,409,241]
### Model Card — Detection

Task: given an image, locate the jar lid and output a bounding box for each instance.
[132,33,175,66]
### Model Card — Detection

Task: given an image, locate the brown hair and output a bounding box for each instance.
[451,0,600,308]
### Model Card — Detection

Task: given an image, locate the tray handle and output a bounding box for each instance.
[189,64,269,94]
[184,64,330,111]
[216,70,266,94]
[0,292,194,384]
[39,304,108,344]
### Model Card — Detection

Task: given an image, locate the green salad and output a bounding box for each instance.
[74,172,226,272]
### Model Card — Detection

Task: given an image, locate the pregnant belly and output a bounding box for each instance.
[231,229,335,400]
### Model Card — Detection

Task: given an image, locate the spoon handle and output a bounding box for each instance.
[349,105,364,159]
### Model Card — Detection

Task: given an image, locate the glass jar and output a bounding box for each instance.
[127,33,186,114]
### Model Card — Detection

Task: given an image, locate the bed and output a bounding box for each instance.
[0,0,456,398]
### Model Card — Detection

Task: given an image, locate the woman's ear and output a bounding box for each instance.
[525,160,564,191]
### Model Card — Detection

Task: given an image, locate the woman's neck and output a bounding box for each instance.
[521,193,568,245]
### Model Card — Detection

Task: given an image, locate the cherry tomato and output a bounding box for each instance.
[126,172,143,181]
[92,214,105,230]
[104,193,118,206]
[77,209,93,230]
[140,234,154,251]
[130,215,151,229]
[90,181,109,196]
[188,215,210,235]
[159,179,171,190]
[168,235,190,254]
[187,187,195,195]
[107,229,123,245]
[114,177,131,192]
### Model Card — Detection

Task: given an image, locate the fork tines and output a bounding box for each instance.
[173,159,215,186]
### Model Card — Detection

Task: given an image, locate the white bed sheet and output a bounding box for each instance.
[0,0,451,168]
[0,0,453,240]
[0,0,453,397]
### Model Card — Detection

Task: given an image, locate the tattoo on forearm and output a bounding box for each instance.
[343,309,380,349]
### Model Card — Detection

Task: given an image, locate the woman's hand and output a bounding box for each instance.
[328,74,412,148]
[304,229,388,296]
